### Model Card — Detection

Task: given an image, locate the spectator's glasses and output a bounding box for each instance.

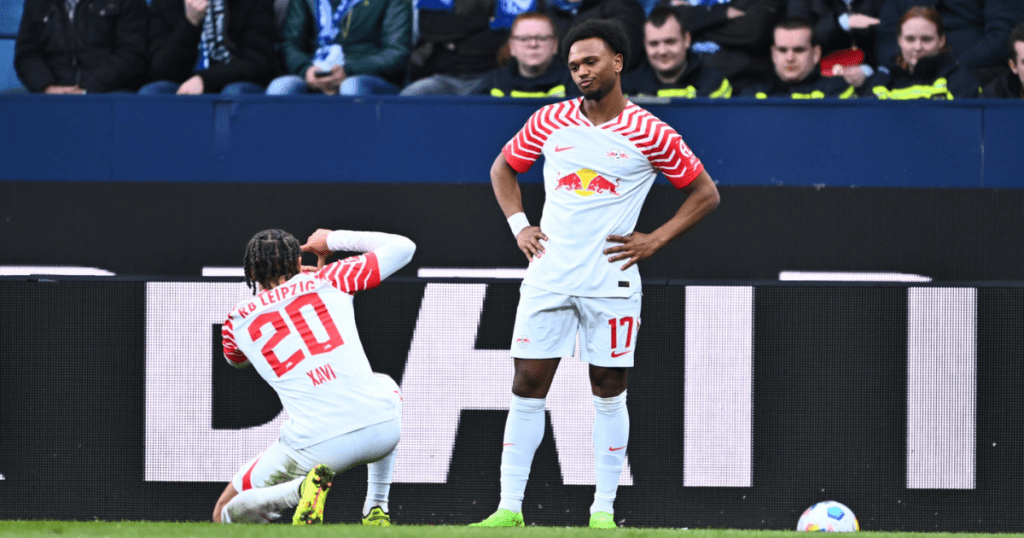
[511,35,557,45]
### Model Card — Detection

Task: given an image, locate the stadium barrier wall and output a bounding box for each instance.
[1,277,1021,532]
[0,96,1021,187]
[2,183,1024,281]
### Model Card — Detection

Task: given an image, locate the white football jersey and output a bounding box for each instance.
[503,97,705,297]
[221,253,399,449]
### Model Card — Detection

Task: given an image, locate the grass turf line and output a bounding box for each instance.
[0,521,1005,538]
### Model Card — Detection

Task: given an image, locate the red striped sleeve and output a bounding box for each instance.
[502,99,582,173]
[221,316,248,365]
[611,105,704,188]
[317,252,381,294]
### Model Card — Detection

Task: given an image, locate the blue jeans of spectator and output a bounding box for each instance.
[265,74,399,95]
[399,74,486,96]
[138,80,265,95]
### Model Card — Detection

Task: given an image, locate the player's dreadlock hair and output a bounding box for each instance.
[243,229,302,295]
[561,18,630,73]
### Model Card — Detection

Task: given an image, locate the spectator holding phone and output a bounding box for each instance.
[267,0,411,95]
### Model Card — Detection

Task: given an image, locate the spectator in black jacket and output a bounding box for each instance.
[657,0,782,85]
[14,0,149,93]
[786,0,883,88]
[867,5,980,99]
[622,6,732,98]
[140,0,278,94]
[876,0,1024,76]
[982,20,1024,98]
[401,0,536,96]
[544,0,647,71]
[741,17,855,97]
[476,12,575,97]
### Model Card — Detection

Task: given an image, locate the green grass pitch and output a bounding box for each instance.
[0,521,1009,538]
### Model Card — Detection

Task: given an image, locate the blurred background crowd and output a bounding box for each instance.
[6,0,1024,99]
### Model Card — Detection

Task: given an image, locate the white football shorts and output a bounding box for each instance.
[511,284,641,367]
[231,374,401,491]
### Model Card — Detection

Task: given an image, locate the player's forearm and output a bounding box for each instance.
[491,153,525,218]
[327,230,416,279]
[651,171,720,245]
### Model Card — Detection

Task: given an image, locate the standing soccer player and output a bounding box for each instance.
[472,19,720,529]
[214,227,415,526]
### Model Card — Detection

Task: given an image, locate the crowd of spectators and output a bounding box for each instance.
[11,0,1024,99]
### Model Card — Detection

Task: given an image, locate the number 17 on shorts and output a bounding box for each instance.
[511,285,641,368]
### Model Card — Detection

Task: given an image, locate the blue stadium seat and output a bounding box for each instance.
[1,0,25,35]
[0,39,22,92]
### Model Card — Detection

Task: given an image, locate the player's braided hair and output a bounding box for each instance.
[243,229,302,294]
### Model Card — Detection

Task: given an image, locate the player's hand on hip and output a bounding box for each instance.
[517,226,547,262]
[301,229,333,257]
[605,232,662,270]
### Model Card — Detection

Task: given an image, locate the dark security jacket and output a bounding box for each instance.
[148,0,278,91]
[981,67,1023,98]
[867,51,981,99]
[622,52,732,98]
[741,69,856,98]
[875,0,1024,71]
[786,0,885,66]
[476,58,577,97]
[411,0,513,78]
[15,0,149,92]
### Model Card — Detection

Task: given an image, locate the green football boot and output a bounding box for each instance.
[589,511,617,529]
[292,464,334,525]
[362,506,392,526]
[470,508,525,527]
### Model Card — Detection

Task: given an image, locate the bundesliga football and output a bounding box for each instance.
[796,500,859,532]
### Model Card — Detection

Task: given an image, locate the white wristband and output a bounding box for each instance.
[507,212,530,238]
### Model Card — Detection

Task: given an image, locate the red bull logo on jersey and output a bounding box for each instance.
[555,168,621,197]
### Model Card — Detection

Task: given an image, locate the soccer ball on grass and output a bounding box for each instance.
[796,500,859,532]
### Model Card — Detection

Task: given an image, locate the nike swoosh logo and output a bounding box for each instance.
[610,350,633,358]
[503,443,516,446]
[555,146,574,152]
[609,446,626,451]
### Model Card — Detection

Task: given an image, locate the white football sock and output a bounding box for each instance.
[591,391,628,515]
[364,447,396,516]
[221,478,302,524]
[497,395,546,514]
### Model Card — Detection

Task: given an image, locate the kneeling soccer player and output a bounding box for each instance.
[212,227,415,525]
